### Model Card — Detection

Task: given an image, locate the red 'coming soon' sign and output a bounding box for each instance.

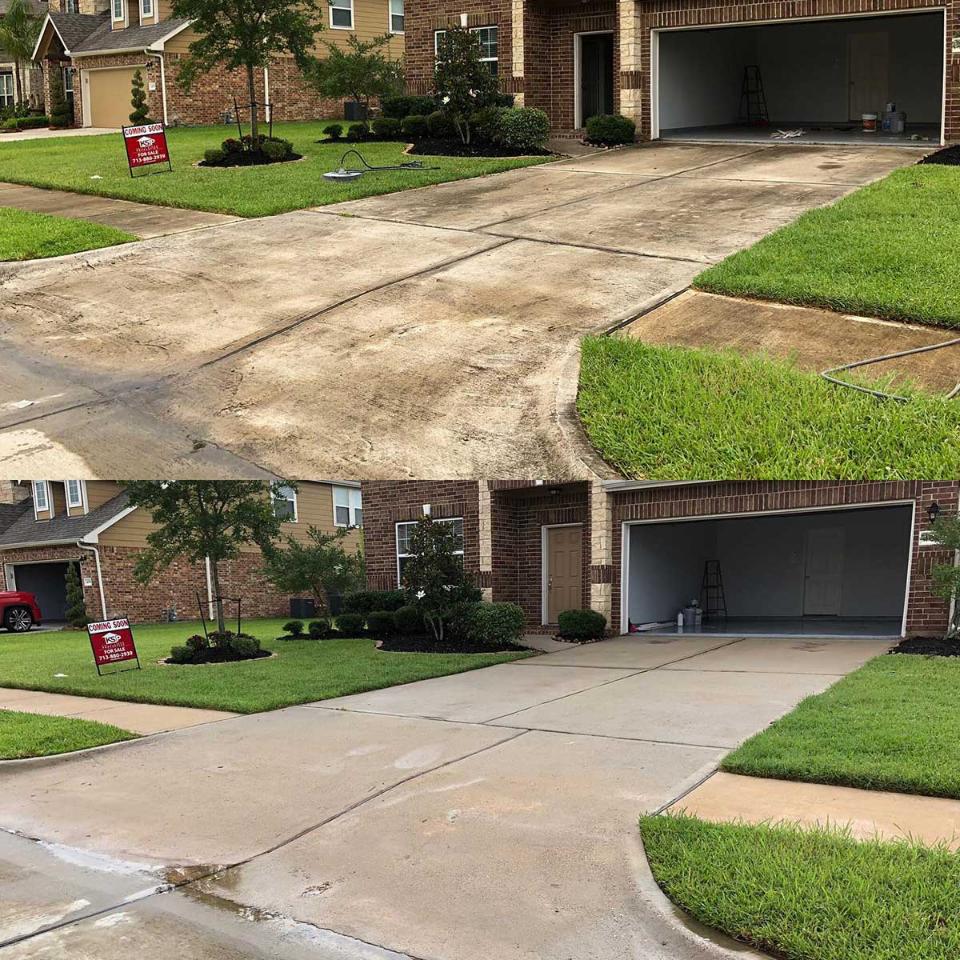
[87,618,141,674]
[122,122,172,176]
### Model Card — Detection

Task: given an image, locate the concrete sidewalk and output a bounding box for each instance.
[0,687,236,737]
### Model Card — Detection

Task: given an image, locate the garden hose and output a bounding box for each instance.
[323,149,440,181]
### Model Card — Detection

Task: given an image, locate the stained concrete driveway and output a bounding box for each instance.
[0,143,922,478]
[0,635,890,959]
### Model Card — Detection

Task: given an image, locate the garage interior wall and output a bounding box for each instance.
[657,13,943,131]
[626,506,912,625]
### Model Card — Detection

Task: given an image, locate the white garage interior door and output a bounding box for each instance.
[655,12,943,145]
[624,505,912,637]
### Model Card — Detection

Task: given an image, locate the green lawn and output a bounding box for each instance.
[0,206,135,261]
[0,122,550,218]
[577,337,960,479]
[0,708,137,760]
[640,813,960,960]
[695,165,960,328]
[722,655,960,799]
[0,618,533,713]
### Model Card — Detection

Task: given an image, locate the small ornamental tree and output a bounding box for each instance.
[433,26,499,144]
[64,564,89,629]
[931,514,960,638]
[264,525,365,614]
[311,34,403,126]
[47,68,71,128]
[129,69,150,124]
[122,481,287,634]
[170,0,325,139]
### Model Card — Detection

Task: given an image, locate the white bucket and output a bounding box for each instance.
[862,113,878,132]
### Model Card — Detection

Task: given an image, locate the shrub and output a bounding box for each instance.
[283,619,305,636]
[471,106,504,145]
[204,148,226,165]
[261,138,292,161]
[585,113,635,146]
[129,68,150,124]
[325,122,343,140]
[343,590,406,614]
[185,633,208,653]
[426,110,456,140]
[334,612,365,636]
[169,645,192,664]
[400,114,428,139]
[465,602,525,646]
[366,610,396,642]
[433,26,499,143]
[372,116,401,139]
[228,635,261,658]
[64,564,89,628]
[394,604,424,636]
[222,137,244,154]
[557,609,607,641]
[346,122,369,141]
[48,70,71,128]
[381,94,435,119]
[495,107,550,152]
[493,92,515,108]
[308,618,332,639]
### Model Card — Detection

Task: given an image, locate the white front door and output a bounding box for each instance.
[848,31,889,120]
[803,527,845,616]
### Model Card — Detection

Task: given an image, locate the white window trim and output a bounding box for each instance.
[395,517,464,587]
[0,73,14,108]
[66,479,87,512]
[140,0,153,20]
[274,485,298,522]
[329,0,353,30]
[112,0,125,24]
[388,0,404,35]
[32,480,51,517]
[333,485,363,528]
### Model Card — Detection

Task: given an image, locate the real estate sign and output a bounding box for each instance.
[122,123,172,176]
[87,618,141,674]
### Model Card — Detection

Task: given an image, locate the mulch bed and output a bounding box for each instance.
[163,648,273,665]
[890,636,960,656]
[199,152,303,168]
[316,135,551,158]
[378,636,528,654]
[918,145,960,166]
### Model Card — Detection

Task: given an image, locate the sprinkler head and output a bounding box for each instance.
[323,167,364,182]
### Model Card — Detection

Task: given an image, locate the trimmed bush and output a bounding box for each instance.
[261,138,293,161]
[557,609,607,641]
[394,604,424,636]
[204,148,226,165]
[228,635,261,658]
[381,94,436,119]
[308,618,332,639]
[222,136,244,154]
[346,122,369,141]
[400,114,429,139]
[372,116,401,139]
[343,590,406,614]
[465,602,525,646]
[334,612,365,636]
[494,92,515,108]
[282,619,305,637]
[495,107,550,152]
[325,123,343,140]
[585,113,636,146]
[367,610,396,642]
[169,645,192,664]
[4,114,50,131]
[471,106,504,144]
[426,110,456,139]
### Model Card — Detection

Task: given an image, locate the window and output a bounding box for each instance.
[396,517,463,582]
[434,26,498,74]
[112,0,124,20]
[389,0,404,33]
[33,481,49,514]
[0,74,13,109]
[64,0,76,11]
[273,484,298,521]
[62,67,74,97]
[329,0,353,29]
[333,486,363,528]
[66,480,84,510]
[141,0,153,17]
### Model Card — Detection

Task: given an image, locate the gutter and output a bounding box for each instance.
[76,541,108,619]
[600,480,712,493]
[145,49,167,124]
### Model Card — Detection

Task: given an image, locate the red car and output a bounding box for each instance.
[0,591,42,632]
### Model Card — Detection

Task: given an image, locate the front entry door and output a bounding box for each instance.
[579,33,614,127]
[545,526,583,623]
[803,528,845,616]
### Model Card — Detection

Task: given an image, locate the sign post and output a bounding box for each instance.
[87,618,142,675]
[121,122,172,177]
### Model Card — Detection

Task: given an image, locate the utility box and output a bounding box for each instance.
[343,101,368,122]
[290,597,317,619]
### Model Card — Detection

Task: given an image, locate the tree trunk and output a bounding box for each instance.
[13,60,22,105]
[210,561,226,634]
[246,63,258,140]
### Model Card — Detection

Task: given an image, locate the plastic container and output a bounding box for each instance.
[862,113,878,132]
[881,111,906,135]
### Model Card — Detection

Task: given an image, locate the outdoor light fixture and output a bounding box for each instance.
[928,502,941,524]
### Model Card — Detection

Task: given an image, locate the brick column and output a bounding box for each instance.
[478,481,493,601]
[589,481,613,627]
[617,0,641,130]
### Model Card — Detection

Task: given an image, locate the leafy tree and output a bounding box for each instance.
[264,525,365,614]
[433,26,499,144]
[129,68,150,124]
[0,0,41,106]
[311,33,403,127]
[931,514,960,638]
[122,481,287,633]
[47,67,71,128]
[170,0,325,138]
[64,564,89,629]
[400,517,475,644]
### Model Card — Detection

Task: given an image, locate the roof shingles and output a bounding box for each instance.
[0,491,131,548]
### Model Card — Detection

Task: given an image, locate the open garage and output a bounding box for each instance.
[4,561,75,623]
[622,504,914,637]
[653,12,944,145]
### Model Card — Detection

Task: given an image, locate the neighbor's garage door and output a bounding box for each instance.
[87,67,138,128]
[12,562,72,621]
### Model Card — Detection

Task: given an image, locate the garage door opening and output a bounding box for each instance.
[653,12,944,146]
[7,562,76,623]
[623,505,913,637]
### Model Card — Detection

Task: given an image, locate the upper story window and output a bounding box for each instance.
[66,480,85,510]
[112,0,124,21]
[396,517,463,582]
[64,0,77,12]
[333,486,362,528]
[330,0,353,29]
[389,0,404,34]
[32,481,49,515]
[141,0,153,17]
[273,484,298,521]
[435,26,498,74]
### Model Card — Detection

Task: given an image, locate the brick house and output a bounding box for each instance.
[405,0,953,142]
[0,480,363,624]
[31,0,404,128]
[361,480,958,637]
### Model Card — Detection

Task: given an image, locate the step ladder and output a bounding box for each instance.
[739,65,769,125]
[700,560,728,621]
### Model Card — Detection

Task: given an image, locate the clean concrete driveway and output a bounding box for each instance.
[0,143,920,478]
[0,635,889,960]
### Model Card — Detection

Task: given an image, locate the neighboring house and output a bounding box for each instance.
[405,2,954,142]
[0,0,46,110]
[0,480,362,623]
[30,0,403,128]
[361,480,958,637]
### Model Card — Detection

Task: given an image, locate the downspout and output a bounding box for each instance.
[205,555,214,620]
[145,50,168,125]
[263,64,270,125]
[77,542,108,619]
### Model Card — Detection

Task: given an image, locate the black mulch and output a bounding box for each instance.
[316,135,552,158]
[164,648,273,664]
[890,636,960,656]
[200,152,302,168]
[379,635,528,654]
[918,145,960,166]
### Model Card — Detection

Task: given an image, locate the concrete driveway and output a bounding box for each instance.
[0,635,890,959]
[0,143,921,478]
